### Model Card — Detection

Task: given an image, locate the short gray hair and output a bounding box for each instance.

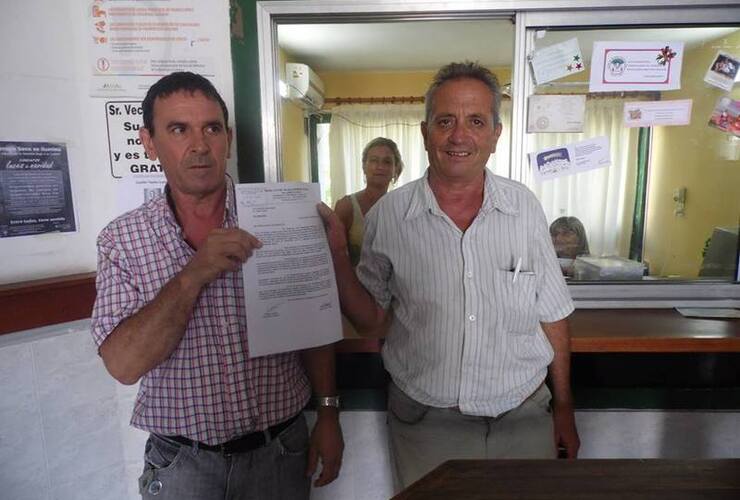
[424,61,501,127]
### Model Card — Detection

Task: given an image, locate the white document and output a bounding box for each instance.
[703,51,739,92]
[530,136,611,181]
[527,94,586,133]
[623,99,693,128]
[235,182,342,357]
[589,41,684,92]
[530,38,585,85]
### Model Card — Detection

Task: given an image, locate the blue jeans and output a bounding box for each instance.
[138,413,310,500]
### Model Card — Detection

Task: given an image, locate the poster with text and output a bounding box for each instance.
[589,41,683,92]
[0,142,76,238]
[105,100,164,178]
[88,0,219,98]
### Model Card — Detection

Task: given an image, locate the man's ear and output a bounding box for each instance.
[421,121,429,151]
[139,127,158,161]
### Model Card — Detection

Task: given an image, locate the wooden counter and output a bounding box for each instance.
[394,459,740,500]
[339,309,740,354]
[2,275,739,354]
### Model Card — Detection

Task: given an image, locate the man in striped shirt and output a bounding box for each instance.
[319,62,579,490]
[91,72,342,499]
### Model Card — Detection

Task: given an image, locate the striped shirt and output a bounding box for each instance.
[357,169,573,417]
[90,180,310,445]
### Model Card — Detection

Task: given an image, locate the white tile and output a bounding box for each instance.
[33,333,116,416]
[51,462,128,500]
[42,397,123,486]
[0,343,35,412]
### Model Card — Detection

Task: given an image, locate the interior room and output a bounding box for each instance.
[1,1,739,499]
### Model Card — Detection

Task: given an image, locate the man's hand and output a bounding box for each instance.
[552,401,580,458]
[316,203,348,257]
[306,409,344,487]
[183,228,261,288]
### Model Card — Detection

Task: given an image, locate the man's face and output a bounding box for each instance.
[421,78,502,183]
[140,90,232,199]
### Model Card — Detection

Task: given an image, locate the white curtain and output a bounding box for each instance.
[527,99,639,257]
[327,101,513,205]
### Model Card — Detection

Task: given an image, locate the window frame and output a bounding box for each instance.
[256,0,740,307]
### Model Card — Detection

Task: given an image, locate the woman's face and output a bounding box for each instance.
[552,229,581,259]
[363,145,396,186]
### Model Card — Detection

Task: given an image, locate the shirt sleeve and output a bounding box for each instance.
[90,227,143,348]
[355,205,393,310]
[531,202,575,323]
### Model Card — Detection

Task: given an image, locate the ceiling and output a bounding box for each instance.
[278,21,738,72]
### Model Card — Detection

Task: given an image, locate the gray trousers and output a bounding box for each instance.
[387,382,556,491]
[138,413,310,500]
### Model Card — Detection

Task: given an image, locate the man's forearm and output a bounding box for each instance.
[332,248,386,332]
[300,344,339,419]
[541,318,574,405]
[99,269,203,384]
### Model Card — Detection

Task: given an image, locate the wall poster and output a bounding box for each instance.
[0,142,76,238]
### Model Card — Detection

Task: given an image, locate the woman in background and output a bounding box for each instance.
[549,216,590,277]
[334,137,404,266]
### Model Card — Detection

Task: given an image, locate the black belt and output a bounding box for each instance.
[162,413,300,455]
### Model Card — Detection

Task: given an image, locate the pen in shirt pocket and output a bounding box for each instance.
[512,257,535,283]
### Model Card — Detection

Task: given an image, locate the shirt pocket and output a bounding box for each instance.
[493,269,538,334]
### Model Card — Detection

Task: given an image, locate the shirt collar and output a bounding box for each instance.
[405,167,518,220]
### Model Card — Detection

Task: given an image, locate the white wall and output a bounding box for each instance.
[0,0,236,285]
[2,322,739,500]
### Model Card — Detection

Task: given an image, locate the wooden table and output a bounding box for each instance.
[393,459,740,499]
[338,309,740,354]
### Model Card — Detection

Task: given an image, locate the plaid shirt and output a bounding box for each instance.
[91,180,311,445]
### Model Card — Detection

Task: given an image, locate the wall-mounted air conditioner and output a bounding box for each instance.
[285,62,325,110]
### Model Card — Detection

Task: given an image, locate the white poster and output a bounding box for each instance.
[104,101,164,178]
[235,183,342,357]
[530,38,585,85]
[530,136,611,181]
[589,41,684,92]
[623,99,693,128]
[527,94,586,133]
[88,0,221,98]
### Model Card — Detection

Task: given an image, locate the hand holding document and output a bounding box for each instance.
[235,182,342,357]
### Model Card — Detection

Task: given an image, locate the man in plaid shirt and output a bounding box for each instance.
[91,72,343,499]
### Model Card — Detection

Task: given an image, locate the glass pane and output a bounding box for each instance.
[276,19,515,203]
[524,27,740,282]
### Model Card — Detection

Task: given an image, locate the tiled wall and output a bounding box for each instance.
[1,321,738,500]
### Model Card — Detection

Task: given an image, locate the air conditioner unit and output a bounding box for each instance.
[285,62,325,110]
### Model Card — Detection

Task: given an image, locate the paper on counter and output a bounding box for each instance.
[235,182,342,357]
[530,38,585,85]
[530,136,611,181]
[527,94,586,133]
[676,308,740,319]
[704,51,739,92]
[623,99,692,128]
[589,41,683,92]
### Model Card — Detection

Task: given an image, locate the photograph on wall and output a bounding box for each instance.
[703,51,739,92]
[0,142,76,238]
[589,41,684,92]
[707,96,740,137]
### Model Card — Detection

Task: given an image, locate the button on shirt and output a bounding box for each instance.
[90,180,311,445]
[357,169,574,417]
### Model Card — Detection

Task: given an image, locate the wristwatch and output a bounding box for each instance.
[315,395,341,409]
